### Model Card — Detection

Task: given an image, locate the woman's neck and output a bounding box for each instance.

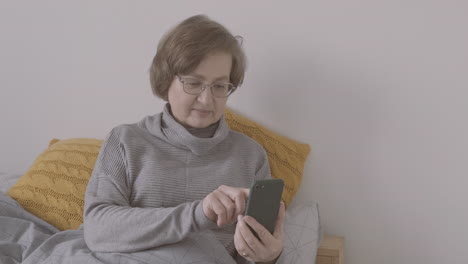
[167,104,220,138]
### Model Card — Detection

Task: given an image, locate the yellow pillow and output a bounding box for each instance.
[7,138,102,230]
[224,108,311,206]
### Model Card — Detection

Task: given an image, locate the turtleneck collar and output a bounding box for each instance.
[185,121,219,138]
[141,104,230,156]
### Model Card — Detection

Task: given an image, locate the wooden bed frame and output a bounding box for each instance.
[316,235,344,264]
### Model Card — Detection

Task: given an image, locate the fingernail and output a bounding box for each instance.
[237,215,241,221]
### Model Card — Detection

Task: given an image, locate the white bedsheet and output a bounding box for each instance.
[0,172,21,193]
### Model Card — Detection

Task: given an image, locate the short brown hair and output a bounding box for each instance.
[149,15,247,100]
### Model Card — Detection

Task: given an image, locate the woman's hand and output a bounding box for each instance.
[202,185,250,227]
[234,201,285,263]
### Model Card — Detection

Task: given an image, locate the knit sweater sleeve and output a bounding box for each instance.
[83,128,217,253]
[255,146,272,181]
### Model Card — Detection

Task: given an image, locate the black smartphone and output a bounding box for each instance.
[245,179,284,237]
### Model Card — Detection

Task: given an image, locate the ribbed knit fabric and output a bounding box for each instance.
[83,104,270,257]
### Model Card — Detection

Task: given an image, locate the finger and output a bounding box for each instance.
[273,201,286,240]
[238,215,266,253]
[234,189,246,216]
[218,185,249,216]
[234,217,255,259]
[241,187,250,197]
[242,215,274,246]
[214,190,236,223]
[218,185,250,199]
[209,193,227,226]
[219,185,250,197]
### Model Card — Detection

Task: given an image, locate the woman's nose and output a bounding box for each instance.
[197,86,214,103]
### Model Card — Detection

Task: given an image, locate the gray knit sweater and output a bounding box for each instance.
[83,105,271,257]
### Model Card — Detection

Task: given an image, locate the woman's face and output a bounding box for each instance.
[167,52,232,128]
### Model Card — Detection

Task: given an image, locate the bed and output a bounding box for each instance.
[0,109,324,263]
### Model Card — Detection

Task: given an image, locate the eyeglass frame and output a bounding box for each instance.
[176,75,237,98]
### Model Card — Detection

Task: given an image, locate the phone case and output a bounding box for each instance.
[245,179,284,235]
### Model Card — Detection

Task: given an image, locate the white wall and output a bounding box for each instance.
[1,1,467,263]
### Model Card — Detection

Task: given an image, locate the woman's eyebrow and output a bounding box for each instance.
[187,74,229,81]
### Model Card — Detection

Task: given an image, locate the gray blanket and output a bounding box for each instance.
[0,192,321,264]
[0,193,241,264]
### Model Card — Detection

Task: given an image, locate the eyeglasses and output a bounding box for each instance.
[177,75,237,98]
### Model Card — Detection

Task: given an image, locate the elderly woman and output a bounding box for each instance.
[83,15,285,264]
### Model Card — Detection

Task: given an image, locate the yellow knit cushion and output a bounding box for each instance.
[224,108,311,206]
[7,138,103,230]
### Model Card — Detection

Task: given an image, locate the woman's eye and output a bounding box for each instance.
[186,82,202,87]
[213,84,227,90]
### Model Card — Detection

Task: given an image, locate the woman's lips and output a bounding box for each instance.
[192,109,212,117]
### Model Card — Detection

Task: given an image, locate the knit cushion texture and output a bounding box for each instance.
[7,138,102,230]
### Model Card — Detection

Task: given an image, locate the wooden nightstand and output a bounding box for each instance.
[316,235,344,264]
